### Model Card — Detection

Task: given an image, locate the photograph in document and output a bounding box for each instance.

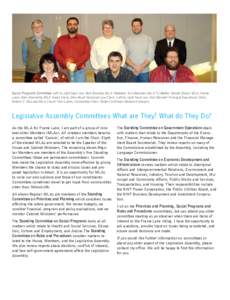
[12,14,217,83]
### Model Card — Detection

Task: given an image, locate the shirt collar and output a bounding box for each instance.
[32,35,45,41]
[106,67,123,78]
[132,32,143,37]
[167,38,175,45]
[41,72,59,81]
[68,34,78,39]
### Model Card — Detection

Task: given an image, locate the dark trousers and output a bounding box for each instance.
[24,72,35,82]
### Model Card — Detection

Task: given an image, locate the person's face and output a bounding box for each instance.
[103,24,113,38]
[165,25,176,40]
[108,56,122,74]
[132,21,142,34]
[165,51,179,70]
[43,60,55,74]
[32,22,44,37]
[67,19,78,34]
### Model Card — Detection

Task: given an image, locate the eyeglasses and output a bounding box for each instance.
[32,25,43,29]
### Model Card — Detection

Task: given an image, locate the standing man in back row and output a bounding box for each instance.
[22,19,53,82]
[125,18,154,82]
[54,17,90,82]
[154,24,186,66]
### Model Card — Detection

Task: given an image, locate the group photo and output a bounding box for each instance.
[12,14,217,83]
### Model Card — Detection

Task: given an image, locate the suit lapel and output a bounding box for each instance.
[164,38,168,48]
[173,38,179,47]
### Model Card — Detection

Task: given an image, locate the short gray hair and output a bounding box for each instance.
[31,19,43,27]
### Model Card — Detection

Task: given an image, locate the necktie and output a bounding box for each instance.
[168,41,172,48]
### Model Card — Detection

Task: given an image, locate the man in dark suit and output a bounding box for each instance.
[154,24,187,66]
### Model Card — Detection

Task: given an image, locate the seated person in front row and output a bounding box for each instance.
[32,53,69,83]
[96,51,135,82]
[150,47,197,83]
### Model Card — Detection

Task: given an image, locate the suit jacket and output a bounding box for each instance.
[154,38,187,66]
